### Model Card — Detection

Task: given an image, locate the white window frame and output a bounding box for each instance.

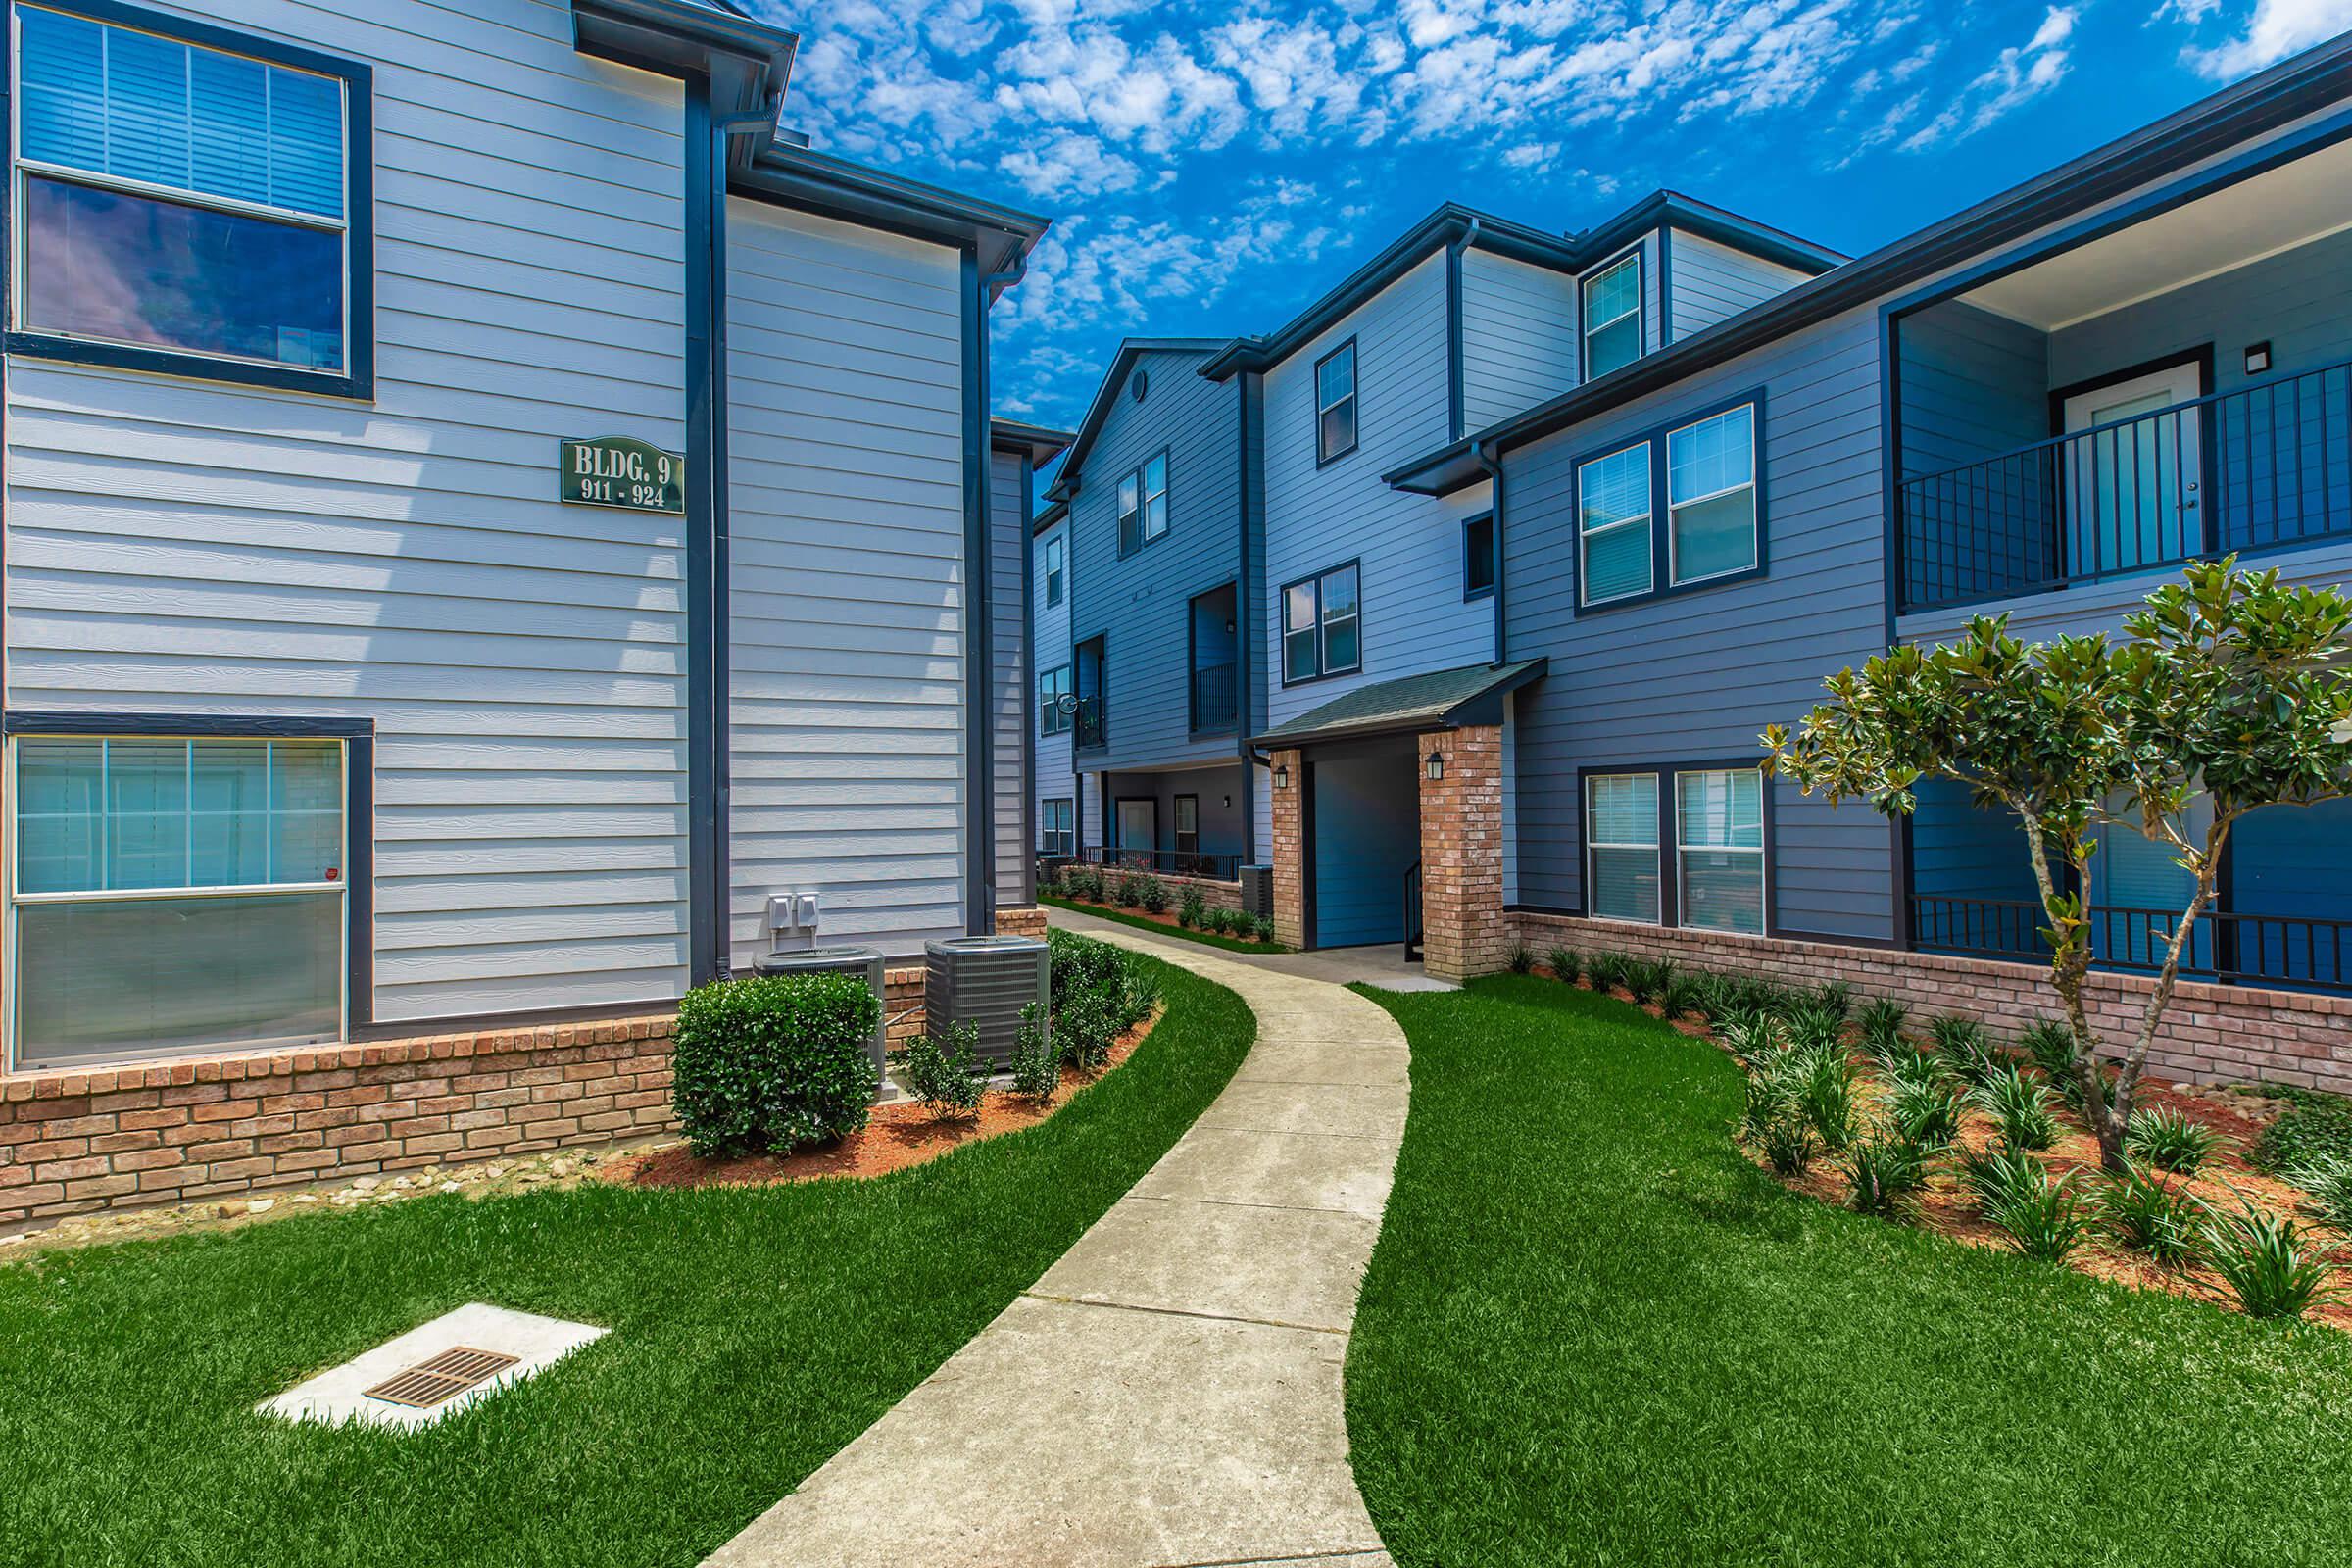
[1044,535,1064,606]
[1315,338,1358,464]
[5,731,352,1070]
[1674,767,1767,934]
[1042,797,1074,857]
[1141,450,1170,542]
[1581,251,1642,380]
[1038,663,1071,736]
[1665,405,1759,588]
[1577,441,1653,607]
[1115,471,1141,556]
[8,4,356,376]
[1584,771,1662,926]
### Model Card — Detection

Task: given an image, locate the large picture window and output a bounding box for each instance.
[10,4,368,391]
[10,732,352,1069]
[1281,562,1360,683]
[1585,772,1660,923]
[1676,768,1766,933]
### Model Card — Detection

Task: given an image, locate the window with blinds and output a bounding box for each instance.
[1586,772,1660,923]
[12,5,356,374]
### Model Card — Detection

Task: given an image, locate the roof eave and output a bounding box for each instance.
[571,0,796,124]
[732,147,1050,276]
[1050,339,1227,495]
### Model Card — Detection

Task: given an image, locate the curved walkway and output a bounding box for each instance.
[705,909,1412,1568]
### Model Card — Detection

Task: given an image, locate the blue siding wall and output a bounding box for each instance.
[1067,347,1243,772]
[1311,743,1418,946]
[1460,248,1580,431]
[1666,228,1809,343]
[2232,797,2352,985]
[1896,301,2049,480]
[1501,305,1896,942]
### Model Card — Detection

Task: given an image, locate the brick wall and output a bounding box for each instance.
[1419,725,1505,984]
[995,906,1050,938]
[1270,748,1305,949]
[1513,910,2352,1095]
[2,964,933,1230]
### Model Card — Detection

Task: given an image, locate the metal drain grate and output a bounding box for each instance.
[361,1346,521,1408]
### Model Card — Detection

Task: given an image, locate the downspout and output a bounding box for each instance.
[1445,217,1481,443]
[968,248,1027,934]
[1471,437,1507,665]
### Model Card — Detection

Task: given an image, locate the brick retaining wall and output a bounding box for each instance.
[2,964,930,1231]
[1513,911,2352,1095]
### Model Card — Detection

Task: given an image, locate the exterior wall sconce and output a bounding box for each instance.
[2246,341,2273,375]
[1273,762,1291,789]
[1426,749,1446,782]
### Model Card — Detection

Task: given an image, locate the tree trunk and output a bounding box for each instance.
[2109,820,2230,1168]
[2019,815,2123,1168]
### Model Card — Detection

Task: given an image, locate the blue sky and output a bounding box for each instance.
[750,0,2351,429]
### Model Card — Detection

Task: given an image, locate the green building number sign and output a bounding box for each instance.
[560,435,686,514]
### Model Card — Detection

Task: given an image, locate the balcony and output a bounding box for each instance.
[1899,357,2352,612]
[1189,660,1237,734]
[1912,895,2349,993]
[1073,695,1105,752]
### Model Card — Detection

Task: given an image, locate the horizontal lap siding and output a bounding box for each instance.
[1666,229,1809,342]
[1032,516,1074,852]
[1460,250,1579,431]
[1066,350,1238,771]
[989,451,1029,906]
[1895,303,2048,480]
[724,201,967,964]
[1263,255,1494,733]
[3,0,691,1025]
[1504,307,1895,942]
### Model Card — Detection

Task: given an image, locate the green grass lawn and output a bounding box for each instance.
[1347,975,2352,1568]
[1040,892,1292,954]
[0,956,1252,1568]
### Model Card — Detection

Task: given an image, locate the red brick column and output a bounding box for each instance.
[1269,748,1306,949]
[1418,725,1504,982]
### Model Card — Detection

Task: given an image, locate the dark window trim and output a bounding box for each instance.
[1576,758,1777,937]
[1173,792,1200,856]
[1040,795,1074,856]
[1186,577,1239,740]
[2043,343,2215,433]
[1043,532,1065,606]
[3,709,377,1036]
[3,0,377,401]
[1073,630,1107,751]
[1277,557,1363,688]
[1577,241,1647,383]
[1462,510,1495,602]
[1569,386,1769,616]
[1313,335,1360,467]
[1114,448,1173,558]
[1037,662,1071,737]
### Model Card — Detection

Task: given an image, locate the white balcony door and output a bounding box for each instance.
[2062,362,2204,579]
[1117,800,1156,865]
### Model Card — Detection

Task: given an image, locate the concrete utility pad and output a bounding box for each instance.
[259,1302,606,1431]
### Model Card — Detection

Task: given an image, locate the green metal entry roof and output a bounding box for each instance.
[1253,659,1546,750]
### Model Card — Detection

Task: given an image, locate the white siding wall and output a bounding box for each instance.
[723,200,968,965]
[4,0,693,1024]
[1032,514,1074,855]
[1460,249,1580,431]
[1667,228,1811,342]
[1261,254,1495,731]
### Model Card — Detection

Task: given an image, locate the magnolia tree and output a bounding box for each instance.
[1763,559,2352,1171]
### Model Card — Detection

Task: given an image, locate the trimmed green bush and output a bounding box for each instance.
[1047,926,1157,1069]
[1114,873,1146,908]
[670,971,880,1158]
[1178,888,1206,929]
[892,1020,985,1119]
[1006,1001,1059,1104]
[1138,875,1169,914]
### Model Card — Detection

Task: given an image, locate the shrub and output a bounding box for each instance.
[1811,980,1857,1021]
[2098,1163,2207,1267]
[2254,1091,2352,1175]
[1956,1143,2049,1216]
[1138,875,1169,915]
[1931,1015,2001,1085]
[1506,941,1536,975]
[1661,971,1707,1020]
[670,971,880,1158]
[1177,888,1206,929]
[1972,1064,2059,1152]
[892,1020,986,1120]
[1758,1110,1818,1175]
[1203,906,1234,936]
[1546,947,1581,986]
[1004,1002,1060,1105]
[1795,1046,1857,1152]
[1846,1128,1927,1215]
[1783,1005,1845,1055]
[2125,1107,2222,1175]
[1585,953,1628,995]
[1114,873,1146,908]
[2019,1017,2079,1084]
[1987,1167,2090,1263]
[1856,996,1906,1039]
[2288,1152,2352,1233]
[1721,1012,1785,1068]
[1624,960,1666,1005]
[1891,1073,1966,1151]
[2202,1201,2336,1320]
[1064,864,1104,903]
[1743,1067,1794,1142]
[1252,914,1277,944]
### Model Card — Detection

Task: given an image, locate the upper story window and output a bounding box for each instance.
[1043,535,1065,607]
[1038,663,1071,736]
[1281,562,1360,684]
[1315,339,1358,465]
[1463,513,1495,601]
[10,3,369,395]
[1115,451,1169,555]
[1582,251,1643,380]
[1574,397,1763,612]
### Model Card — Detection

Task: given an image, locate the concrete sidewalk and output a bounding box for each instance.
[704,910,1408,1568]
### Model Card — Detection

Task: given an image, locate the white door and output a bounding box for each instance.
[2062,362,2203,579]
[1117,800,1155,867]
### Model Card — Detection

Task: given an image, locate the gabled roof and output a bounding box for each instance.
[1047,338,1227,500]
[1197,195,1842,383]
[1033,496,1070,536]
[1253,659,1547,749]
[1385,31,2352,497]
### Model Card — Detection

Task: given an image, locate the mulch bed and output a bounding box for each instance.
[603,1008,1158,1190]
[1045,894,1287,949]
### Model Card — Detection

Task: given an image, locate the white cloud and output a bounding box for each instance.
[1899,6,2075,151]
[2181,0,2352,78]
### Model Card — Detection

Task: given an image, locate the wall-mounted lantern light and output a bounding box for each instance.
[1273,762,1291,790]
[1426,749,1446,782]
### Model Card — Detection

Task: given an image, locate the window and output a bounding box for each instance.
[1116,471,1142,555]
[1667,406,1757,584]
[1174,795,1199,857]
[1586,773,1660,923]
[1141,451,1170,543]
[1038,663,1071,736]
[1041,798,1074,857]
[1044,535,1064,607]
[1315,339,1358,464]
[10,732,351,1069]
[1582,252,1643,380]
[1578,444,1653,606]
[1463,513,1495,600]
[1677,769,1765,934]
[1281,562,1360,683]
[10,4,367,391]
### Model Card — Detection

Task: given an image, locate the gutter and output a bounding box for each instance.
[1446,217,1480,442]
[1472,437,1505,664]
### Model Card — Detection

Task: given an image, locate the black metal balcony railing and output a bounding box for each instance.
[1910,895,2352,993]
[1077,845,1242,882]
[1072,694,1105,751]
[1899,356,2352,612]
[1190,660,1238,733]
